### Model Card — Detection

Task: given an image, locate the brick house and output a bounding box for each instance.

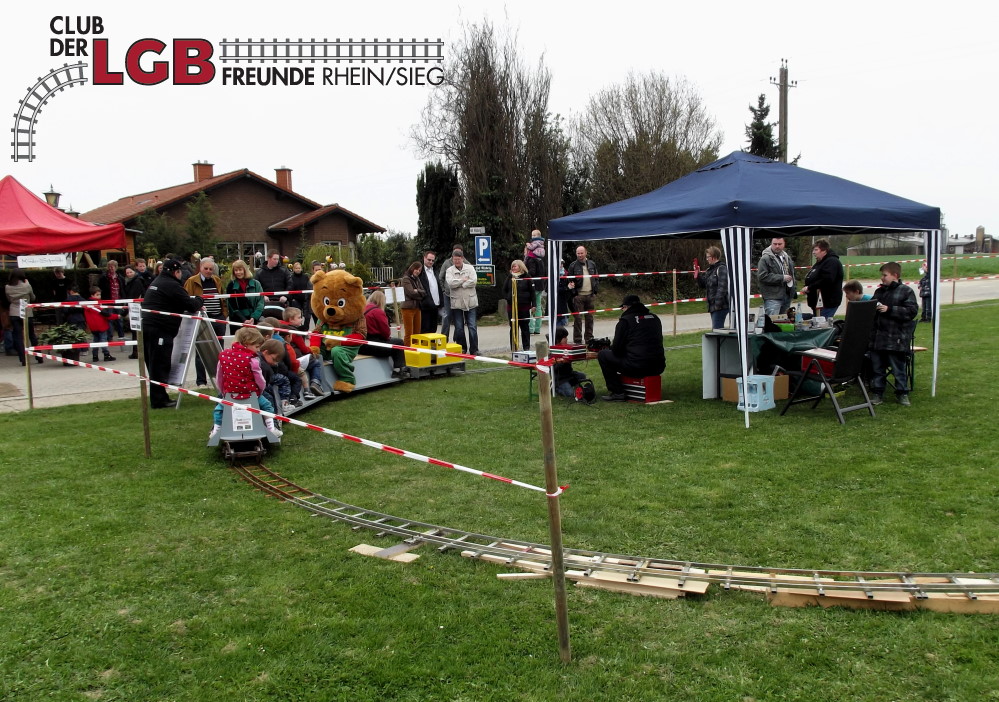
[81,161,384,263]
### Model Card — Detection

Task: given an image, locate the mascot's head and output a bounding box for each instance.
[310,269,366,327]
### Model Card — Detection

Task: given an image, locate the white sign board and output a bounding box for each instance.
[129,302,143,331]
[168,316,199,386]
[383,286,404,305]
[16,253,69,268]
[231,405,254,432]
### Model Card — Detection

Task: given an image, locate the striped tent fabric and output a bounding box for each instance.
[720,227,755,427]
[545,240,563,396]
[546,240,563,334]
[924,229,942,396]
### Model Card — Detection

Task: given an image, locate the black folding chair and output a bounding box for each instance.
[780,300,878,424]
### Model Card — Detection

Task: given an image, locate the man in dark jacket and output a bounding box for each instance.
[567,246,599,344]
[869,262,918,407]
[141,259,204,408]
[802,238,844,318]
[598,295,666,402]
[123,265,148,359]
[418,251,442,333]
[256,251,293,318]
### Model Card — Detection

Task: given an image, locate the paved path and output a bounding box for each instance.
[3,278,996,413]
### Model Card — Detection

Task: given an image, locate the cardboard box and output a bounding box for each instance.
[721,374,789,402]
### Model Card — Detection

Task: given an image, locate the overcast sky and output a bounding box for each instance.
[3,1,995,243]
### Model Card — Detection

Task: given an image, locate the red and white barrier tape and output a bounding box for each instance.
[28,340,136,351]
[25,349,563,496]
[140,309,541,370]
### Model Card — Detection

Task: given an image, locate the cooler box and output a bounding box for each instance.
[405,333,463,367]
[802,355,836,377]
[736,375,776,412]
[621,375,662,403]
[511,350,537,363]
[550,344,586,361]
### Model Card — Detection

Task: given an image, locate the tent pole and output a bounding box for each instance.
[672,269,678,336]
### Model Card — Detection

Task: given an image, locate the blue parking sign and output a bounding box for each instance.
[475,235,492,265]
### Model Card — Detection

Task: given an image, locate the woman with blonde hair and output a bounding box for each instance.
[225,259,265,333]
[502,260,535,352]
[400,262,425,346]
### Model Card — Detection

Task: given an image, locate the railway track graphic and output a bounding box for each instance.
[219,38,443,63]
[231,461,999,612]
[10,62,88,162]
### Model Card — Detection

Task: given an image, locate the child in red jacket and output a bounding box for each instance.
[282,306,324,397]
[83,286,117,362]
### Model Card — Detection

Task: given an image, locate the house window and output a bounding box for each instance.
[218,242,267,263]
[320,241,355,264]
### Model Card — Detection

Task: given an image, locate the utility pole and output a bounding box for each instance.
[769,59,797,163]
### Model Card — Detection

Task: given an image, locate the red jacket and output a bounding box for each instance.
[363,303,391,341]
[286,326,312,358]
[83,304,118,333]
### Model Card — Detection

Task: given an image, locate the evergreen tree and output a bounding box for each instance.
[415,161,462,256]
[184,191,218,259]
[134,209,182,260]
[745,94,781,160]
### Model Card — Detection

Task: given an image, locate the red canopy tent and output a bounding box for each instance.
[0,175,125,255]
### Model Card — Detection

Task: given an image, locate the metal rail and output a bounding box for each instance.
[219,39,443,63]
[229,462,999,598]
[11,62,88,162]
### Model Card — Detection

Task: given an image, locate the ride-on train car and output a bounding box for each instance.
[210,336,466,455]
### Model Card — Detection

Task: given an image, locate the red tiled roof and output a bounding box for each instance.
[81,168,321,225]
[268,203,385,234]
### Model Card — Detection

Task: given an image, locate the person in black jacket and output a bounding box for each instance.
[417,251,442,333]
[141,259,203,409]
[802,238,844,318]
[566,246,598,344]
[123,265,148,359]
[694,245,729,329]
[869,262,918,407]
[598,295,666,402]
[256,251,293,318]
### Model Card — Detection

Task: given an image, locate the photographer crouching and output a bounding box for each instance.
[597,295,665,402]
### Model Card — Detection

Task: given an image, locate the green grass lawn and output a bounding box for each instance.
[841,254,999,283]
[3,303,999,701]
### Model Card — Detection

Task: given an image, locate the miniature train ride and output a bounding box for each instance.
[209,333,466,459]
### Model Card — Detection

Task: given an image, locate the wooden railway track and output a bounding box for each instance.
[229,461,999,612]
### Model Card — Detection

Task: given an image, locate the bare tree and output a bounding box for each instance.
[411,20,577,264]
[575,71,722,206]
[568,72,724,297]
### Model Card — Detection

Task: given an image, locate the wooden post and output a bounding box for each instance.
[390,282,402,337]
[24,302,34,410]
[535,340,571,663]
[672,269,678,336]
[137,326,152,458]
[511,272,519,352]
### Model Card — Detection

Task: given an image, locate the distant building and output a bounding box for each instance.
[81,161,384,263]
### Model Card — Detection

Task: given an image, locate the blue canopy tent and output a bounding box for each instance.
[547,151,942,425]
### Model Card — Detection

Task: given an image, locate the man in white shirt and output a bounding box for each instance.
[418,251,441,333]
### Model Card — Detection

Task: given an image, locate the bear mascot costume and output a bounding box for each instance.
[309,269,367,393]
